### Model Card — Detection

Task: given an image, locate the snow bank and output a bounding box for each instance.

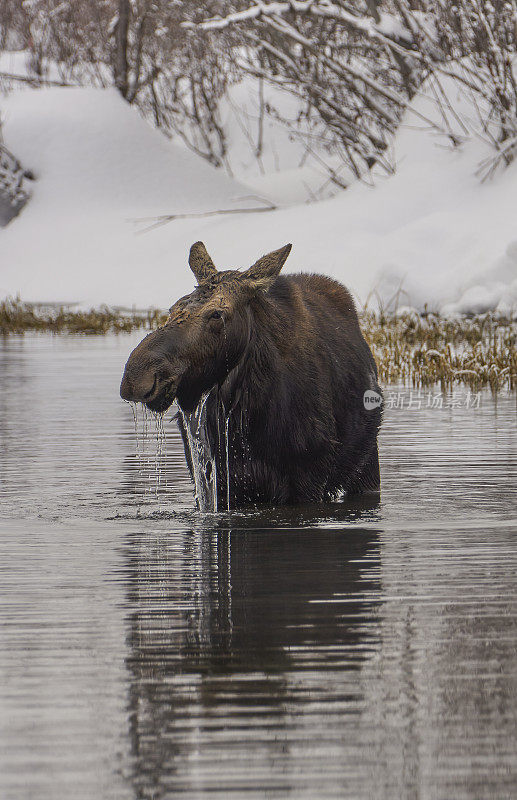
[220,80,350,204]
[0,87,266,306]
[0,82,516,315]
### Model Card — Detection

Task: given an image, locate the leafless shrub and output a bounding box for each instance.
[0,1,237,167]
[427,0,517,178]
[1,1,516,180]
[189,0,517,179]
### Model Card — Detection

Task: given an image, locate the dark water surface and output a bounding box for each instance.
[0,333,516,799]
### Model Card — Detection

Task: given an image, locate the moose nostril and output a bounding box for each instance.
[120,369,158,402]
[143,375,158,400]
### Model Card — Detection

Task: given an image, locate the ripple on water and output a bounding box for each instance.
[0,333,516,799]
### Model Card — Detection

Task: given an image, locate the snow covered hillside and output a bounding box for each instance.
[0,83,516,315]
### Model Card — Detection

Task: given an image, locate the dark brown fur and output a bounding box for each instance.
[120,243,382,508]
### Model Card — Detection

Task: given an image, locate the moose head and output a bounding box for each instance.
[120,242,292,413]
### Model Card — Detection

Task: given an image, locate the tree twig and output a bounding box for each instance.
[129,203,278,234]
[0,71,76,87]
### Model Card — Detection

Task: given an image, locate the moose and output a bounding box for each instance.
[120,242,382,509]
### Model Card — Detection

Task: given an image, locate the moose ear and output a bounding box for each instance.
[188,241,217,283]
[243,243,292,289]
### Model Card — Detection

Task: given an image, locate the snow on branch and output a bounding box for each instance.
[0,144,32,226]
[185,0,517,180]
[184,0,415,52]
[182,1,452,178]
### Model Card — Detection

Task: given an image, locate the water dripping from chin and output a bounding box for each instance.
[180,391,218,512]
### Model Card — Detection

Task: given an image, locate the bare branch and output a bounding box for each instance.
[130,203,278,234]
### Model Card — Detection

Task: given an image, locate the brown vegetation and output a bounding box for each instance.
[0,296,165,335]
[363,310,517,393]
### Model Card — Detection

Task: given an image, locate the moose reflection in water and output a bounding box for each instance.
[120,243,382,510]
[123,522,381,794]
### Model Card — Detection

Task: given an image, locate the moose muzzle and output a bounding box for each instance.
[119,328,183,410]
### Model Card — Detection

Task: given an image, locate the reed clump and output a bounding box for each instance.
[0,296,167,335]
[362,310,516,393]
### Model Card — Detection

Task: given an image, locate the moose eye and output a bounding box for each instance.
[209,310,223,321]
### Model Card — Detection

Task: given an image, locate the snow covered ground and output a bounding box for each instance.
[0,79,516,315]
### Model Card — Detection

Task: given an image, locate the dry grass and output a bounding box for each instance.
[362,310,517,393]
[1,297,515,392]
[0,296,167,335]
